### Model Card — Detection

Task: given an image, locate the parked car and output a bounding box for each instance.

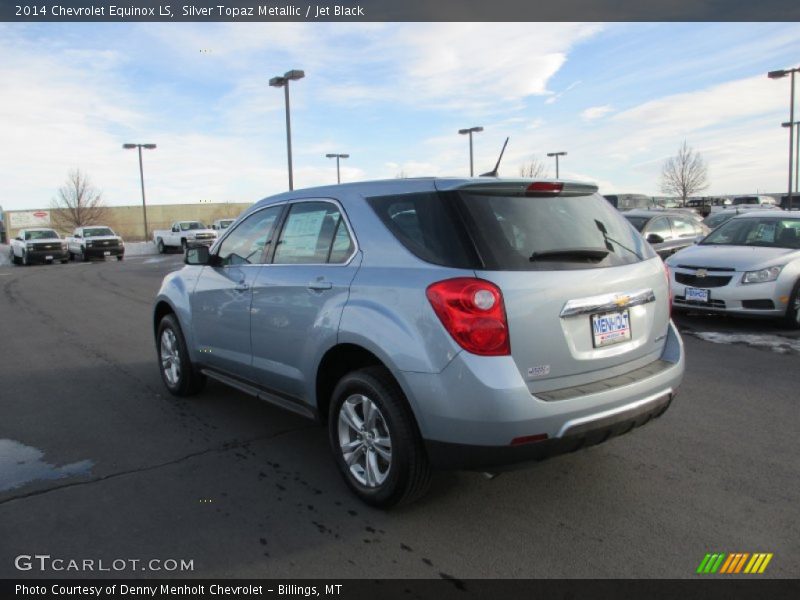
[666,212,800,327]
[152,221,217,254]
[9,228,69,265]
[211,218,236,231]
[730,195,779,208]
[686,197,730,217]
[66,225,124,261]
[623,210,709,259]
[153,178,684,506]
[603,193,654,211]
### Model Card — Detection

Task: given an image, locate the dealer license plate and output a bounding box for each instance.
[104,251,111,256]
[591,310,631,348]
[45,255,53,260]
[685,287,709,303]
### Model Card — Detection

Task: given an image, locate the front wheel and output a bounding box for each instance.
[157,239,165,254]
[10,249,18,265]
[784,279,800,330]
[156,314,206,396]
[116,255,124,261]
[21,251,29,266]
[328,367,431,508]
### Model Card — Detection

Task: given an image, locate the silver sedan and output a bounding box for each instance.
[666,212,800,327]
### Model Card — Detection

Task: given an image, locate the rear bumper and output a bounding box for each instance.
[399,320,684,470]
[425,391,672,470]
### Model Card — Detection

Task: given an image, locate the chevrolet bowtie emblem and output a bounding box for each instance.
[696,269,708,278]
[614,295,630,307]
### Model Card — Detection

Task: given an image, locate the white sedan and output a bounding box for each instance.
[666,212,800,328]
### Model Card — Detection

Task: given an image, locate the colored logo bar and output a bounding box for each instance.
[696,553,773,574]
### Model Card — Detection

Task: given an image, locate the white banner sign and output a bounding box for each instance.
[9,210,51,228]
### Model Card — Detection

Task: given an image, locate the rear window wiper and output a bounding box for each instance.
[529,248,609,262]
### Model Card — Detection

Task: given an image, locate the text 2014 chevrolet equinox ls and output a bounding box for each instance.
[153,178,684,506]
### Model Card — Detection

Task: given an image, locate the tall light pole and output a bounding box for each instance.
[769,67,799,210]
[458,126,483,177]
[270,69,305,190]
[122,143,157,240]
[325,153,349,184]
[782,121,799,195]
[547,151,567,178]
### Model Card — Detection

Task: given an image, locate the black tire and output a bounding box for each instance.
[21,251,29,266]
[157,239,165,254]
[328,366,431,508]
[156,313,206,396]
[60,258,69,264]
[10,249,19,265]
[80,247,89,262]
[68,251,74,261]
[181,239,188,253]
[784,279,800,330]
[116,255,124,261]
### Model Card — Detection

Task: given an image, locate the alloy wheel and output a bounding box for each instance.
[160,328,181,387]
[337,394,392,487]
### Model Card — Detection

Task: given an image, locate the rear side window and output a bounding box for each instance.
[367,193,479,268]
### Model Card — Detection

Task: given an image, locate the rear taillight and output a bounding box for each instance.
[426,278,510,356]
[664,263,672,317]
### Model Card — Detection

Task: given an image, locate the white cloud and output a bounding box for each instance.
[581,105,613,120]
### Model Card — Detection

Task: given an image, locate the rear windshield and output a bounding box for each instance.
[732,197,759,205]
[703,212,735,229]
[368,191,653,270]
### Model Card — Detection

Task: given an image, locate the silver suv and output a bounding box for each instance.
[153,178,684,506]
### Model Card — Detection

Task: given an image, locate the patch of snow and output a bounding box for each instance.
[123,241,160,257]
[689,331,800,355]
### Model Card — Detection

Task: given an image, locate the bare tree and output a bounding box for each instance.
[519,156,549,178]
[51,169,108,230]
[660,141,709,206]
[395,170,408,179]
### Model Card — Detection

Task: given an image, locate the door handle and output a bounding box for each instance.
[307,280,332,291]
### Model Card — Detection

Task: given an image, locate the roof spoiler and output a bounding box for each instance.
[456,179,599,197]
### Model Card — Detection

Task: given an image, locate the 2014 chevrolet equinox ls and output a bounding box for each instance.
[153,178,684,506]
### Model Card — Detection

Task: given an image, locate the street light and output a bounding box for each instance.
[122,143,157,240]
[547,151,567,178]
[270,69,305,191]
[782,121,799,195]
[458,126,483,177]
[768,66,799,210]
[325,153,350,184]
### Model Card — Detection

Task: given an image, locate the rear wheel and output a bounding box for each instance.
[328,367,431,508]
[156,314,206,396]
[784,279,800,330]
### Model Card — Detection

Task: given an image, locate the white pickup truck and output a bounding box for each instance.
[152,221,218,254]
[211,218,236,231]
[66,225,125,261]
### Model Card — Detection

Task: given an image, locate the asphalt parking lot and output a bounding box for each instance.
[0,253,798,579]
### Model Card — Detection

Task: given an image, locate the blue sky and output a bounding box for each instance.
[1,22,799,210]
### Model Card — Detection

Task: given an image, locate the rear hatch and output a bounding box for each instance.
[438,180,670,392]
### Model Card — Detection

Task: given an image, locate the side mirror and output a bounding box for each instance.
[172,226,179,232]
[185,245,210,265]
[646,233,664,244]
